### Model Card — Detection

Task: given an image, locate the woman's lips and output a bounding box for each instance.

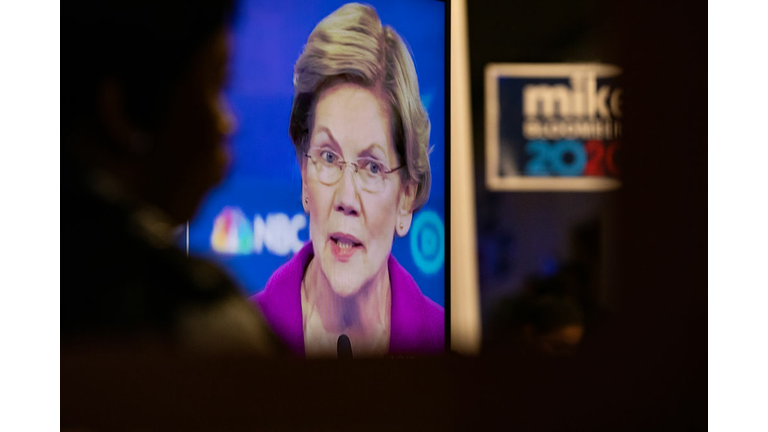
[329,233,363,262]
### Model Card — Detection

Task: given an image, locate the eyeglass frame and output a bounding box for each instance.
[304,147,405,192]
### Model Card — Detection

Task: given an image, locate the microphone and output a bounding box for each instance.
[337,334,352,359]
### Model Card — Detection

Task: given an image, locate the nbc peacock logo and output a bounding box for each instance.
[210,206,254,254]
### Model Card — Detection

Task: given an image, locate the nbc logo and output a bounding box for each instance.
[210,206,307,256]
[210,207,253,255]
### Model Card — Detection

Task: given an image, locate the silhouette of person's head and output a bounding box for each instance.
[63,0,238,224]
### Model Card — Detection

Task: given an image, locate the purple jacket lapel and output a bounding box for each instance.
[253,244,309,356]
[387,254,444,354]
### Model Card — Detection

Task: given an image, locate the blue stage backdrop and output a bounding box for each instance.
[187,0,446,306]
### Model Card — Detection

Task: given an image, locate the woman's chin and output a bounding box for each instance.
[322,264,365,297]
[329,281,363,298]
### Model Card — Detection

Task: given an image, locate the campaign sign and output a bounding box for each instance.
[485,64,623,191]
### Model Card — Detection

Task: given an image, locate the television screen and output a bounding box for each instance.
[185,0,446,356]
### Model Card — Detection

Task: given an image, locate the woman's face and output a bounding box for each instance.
[302,83,413,297]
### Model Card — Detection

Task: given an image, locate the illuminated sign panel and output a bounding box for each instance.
[485,64,623,191]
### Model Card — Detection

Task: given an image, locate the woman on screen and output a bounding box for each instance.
[252,3,443,357]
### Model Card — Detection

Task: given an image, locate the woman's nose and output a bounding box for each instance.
[334,165,361,216]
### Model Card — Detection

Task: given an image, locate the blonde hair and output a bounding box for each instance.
[288,3,431,211]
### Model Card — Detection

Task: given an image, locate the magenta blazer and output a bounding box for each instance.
[251,242,444,356]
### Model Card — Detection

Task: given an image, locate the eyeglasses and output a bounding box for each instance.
[305,148,403,193]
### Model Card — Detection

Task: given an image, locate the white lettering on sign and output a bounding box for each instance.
[253,213,307,256]
[523,71,622,120]
[521,70,623,141]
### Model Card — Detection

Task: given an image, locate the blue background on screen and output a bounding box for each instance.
[188,0,445,306]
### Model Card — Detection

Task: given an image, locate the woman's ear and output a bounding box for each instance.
[395,182,417,237]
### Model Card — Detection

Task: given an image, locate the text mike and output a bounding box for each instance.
[337,334,352,359]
